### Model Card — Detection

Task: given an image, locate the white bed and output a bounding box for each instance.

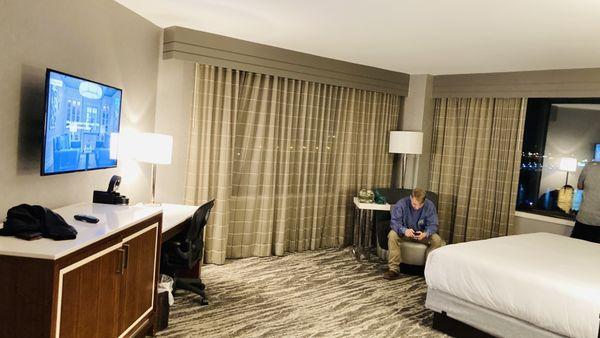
[424,233,600,338]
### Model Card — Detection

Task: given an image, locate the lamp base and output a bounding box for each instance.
[149,163,158,206]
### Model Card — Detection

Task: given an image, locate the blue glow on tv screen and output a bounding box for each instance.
[595,144,600,161]
[41,70,122,175]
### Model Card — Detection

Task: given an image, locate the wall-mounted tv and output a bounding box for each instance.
[595,143,600,161]
[41,69,122,176]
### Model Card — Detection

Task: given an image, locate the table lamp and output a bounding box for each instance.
[389,131,423,188]
[135,132,173,205]
[559,157,577,186]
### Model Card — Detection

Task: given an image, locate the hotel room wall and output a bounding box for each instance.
[0,0,161,217]
[153,59,409,204]
[514,216,572,236]
[402,74,434,190]
[431,68,600,236]
[154,59,196,204]
[156,28,413,203]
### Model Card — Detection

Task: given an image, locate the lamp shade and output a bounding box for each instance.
[135,132,173,165]
[389,131,423,154]
[559,157,577,172]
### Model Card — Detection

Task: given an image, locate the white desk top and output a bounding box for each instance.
[353,197,391,211]
[161,203,199,233]
[0,203,198,260]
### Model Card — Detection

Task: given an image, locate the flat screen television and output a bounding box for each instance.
[41,69,122,175]
[595,143,600,162]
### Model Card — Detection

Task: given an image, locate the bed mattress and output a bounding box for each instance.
[424,233,600,338]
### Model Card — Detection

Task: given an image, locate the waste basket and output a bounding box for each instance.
[156,275,174,331]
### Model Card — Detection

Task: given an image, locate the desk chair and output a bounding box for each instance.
[161,199,214,306]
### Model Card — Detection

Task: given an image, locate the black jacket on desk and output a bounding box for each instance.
[0,204,77,240]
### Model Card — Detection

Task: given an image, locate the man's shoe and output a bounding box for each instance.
[383,270,400,280]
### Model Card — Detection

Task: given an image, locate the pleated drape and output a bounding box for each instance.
[429,97,526,243]
[185,64,402,264]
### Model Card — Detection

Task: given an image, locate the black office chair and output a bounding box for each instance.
[161,199,214,306]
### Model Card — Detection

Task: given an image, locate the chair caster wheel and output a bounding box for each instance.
[200,299,209,306]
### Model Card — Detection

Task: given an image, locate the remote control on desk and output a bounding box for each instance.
[74,214,99,224]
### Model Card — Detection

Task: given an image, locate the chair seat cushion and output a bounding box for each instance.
[401,241,428,266]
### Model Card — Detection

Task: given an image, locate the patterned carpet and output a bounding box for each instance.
[157,248,445,337]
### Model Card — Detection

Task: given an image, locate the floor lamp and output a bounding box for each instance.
[389,131,423,189]
[136,132,173,205]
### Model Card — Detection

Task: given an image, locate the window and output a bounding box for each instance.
[517,98,600,219]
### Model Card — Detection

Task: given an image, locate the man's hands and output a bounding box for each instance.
[404,228,427,241]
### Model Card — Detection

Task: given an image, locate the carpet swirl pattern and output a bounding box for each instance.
[157,248,445,337]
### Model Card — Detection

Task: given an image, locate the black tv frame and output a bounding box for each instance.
[40,68,123,176]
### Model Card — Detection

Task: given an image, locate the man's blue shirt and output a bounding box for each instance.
[390,197,439,236]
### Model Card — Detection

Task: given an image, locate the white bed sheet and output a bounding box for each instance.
[425,233,600,338]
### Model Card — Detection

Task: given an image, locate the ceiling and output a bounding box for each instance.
[114,0,600,75]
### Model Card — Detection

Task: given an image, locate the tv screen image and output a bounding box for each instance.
[42,70,122,175]
[595,144,600,162]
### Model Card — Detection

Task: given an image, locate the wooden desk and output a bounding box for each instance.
[0,203,162,338]
[0,202,198,338]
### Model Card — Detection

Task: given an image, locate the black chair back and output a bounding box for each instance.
[373,188,438,208]
[184,199,215,269]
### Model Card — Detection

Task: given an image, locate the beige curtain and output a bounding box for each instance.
[185,64,401,264]
[429,97,526,243]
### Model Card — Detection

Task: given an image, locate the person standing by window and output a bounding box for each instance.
[572,162,600,243]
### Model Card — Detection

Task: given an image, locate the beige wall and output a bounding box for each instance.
[0,0,161,216]
[402,74,434,190]
[154,59,195,204]
[157,28,412,201]
[514,214,573,236]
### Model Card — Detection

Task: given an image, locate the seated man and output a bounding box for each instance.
[383,188,445,280]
